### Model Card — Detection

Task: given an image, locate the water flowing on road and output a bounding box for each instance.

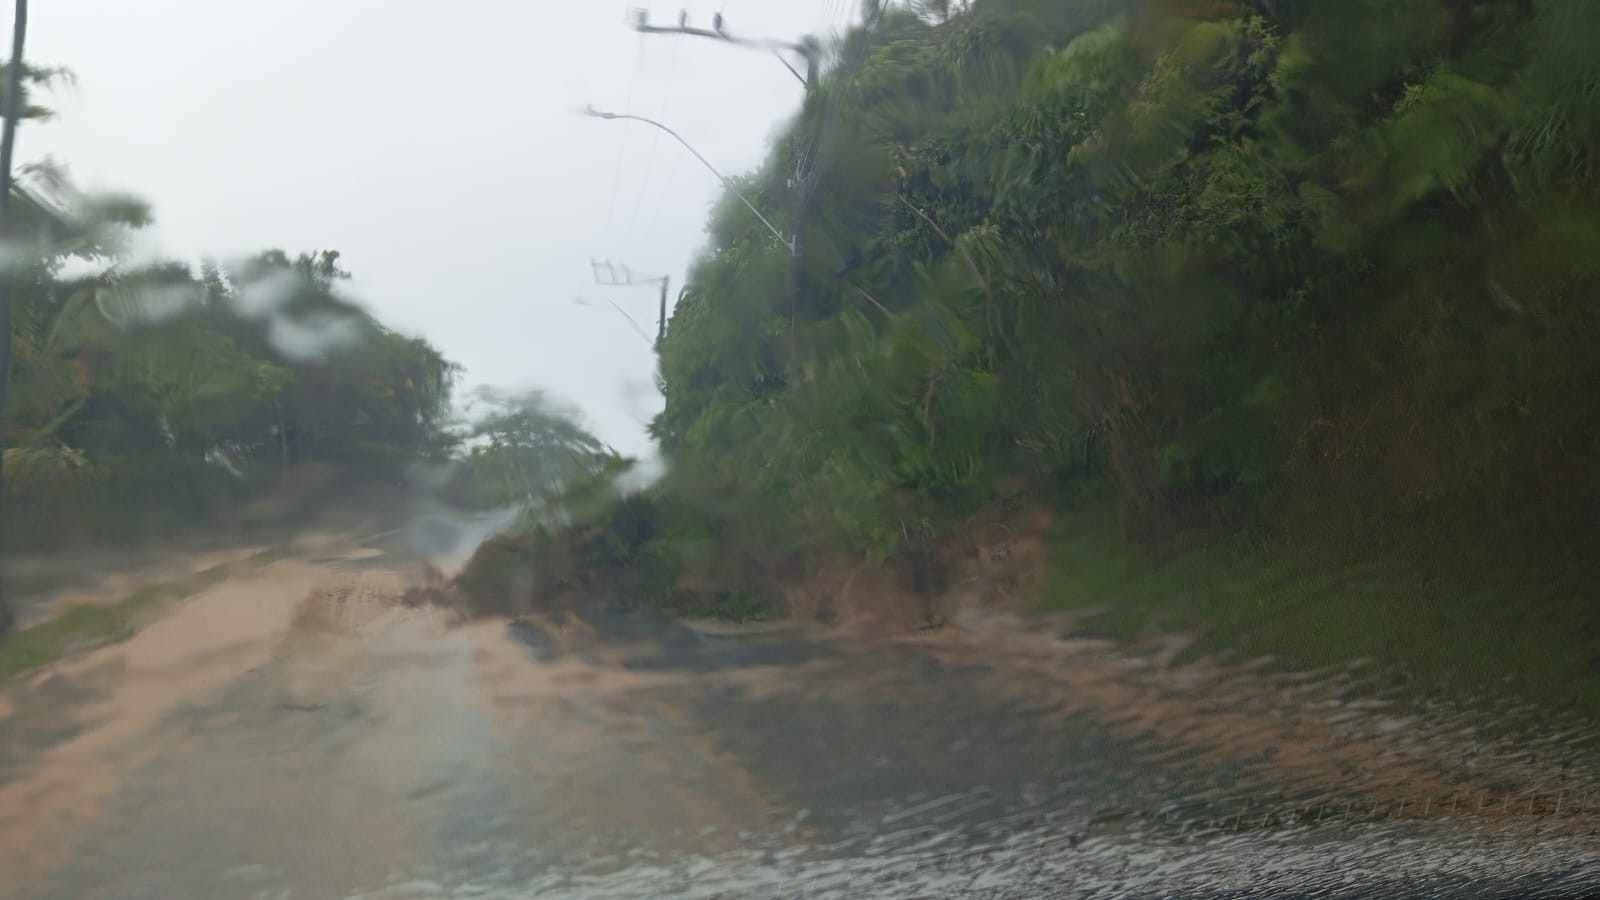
[2,541,1597,898]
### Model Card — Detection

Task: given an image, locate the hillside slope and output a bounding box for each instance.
[466,0,1600,710]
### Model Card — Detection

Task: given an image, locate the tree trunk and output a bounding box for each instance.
[0,0,30,636]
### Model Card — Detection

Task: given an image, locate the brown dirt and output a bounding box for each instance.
[0,560,336,883]
[918,614,1600,833]
[780,501,1600,834]
[786,505,1055,633]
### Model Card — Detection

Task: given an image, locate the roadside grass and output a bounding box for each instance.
[1037,503,1600,717]
[0,549,285,686]
[0,586,165,683]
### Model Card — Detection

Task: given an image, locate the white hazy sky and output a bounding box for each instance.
[24,0,860,456]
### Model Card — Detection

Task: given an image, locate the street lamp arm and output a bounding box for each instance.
[583,107,796,256]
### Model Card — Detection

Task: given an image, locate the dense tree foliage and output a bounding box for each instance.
[2,170,459,547]
[604,0,1600,610]
[444,387,620,517]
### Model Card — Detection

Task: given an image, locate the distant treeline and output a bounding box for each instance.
[3,173,457,547]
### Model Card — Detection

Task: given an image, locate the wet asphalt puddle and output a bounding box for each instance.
[482,610,1600,899]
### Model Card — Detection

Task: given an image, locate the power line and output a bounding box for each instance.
[636,41,680,244]
[601,34,647,249]
[592,258,672,344]
[598,138,625,249]
[618,8,827,331]
[584,107,796,255]
[572,292,655,348]
[604,297,655,346]
[627,22,680,246]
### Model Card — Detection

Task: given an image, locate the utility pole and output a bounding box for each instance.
[621,9,824,323]
[592,259,671,345]
[626,8,821,90]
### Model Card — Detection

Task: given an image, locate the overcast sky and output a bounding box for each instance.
[24,0,860,456]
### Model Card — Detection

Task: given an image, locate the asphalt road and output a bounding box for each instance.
[2,553,1598,898]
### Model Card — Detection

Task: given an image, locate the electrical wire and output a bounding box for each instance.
[601,36,646,249]
[626,16,682,246]
[597,141,625,250]
[605,297,655,347]
[635,32,683,246]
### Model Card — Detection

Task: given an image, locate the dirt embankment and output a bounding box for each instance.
[444,495,1600,833]
[783,504,1600,835]
[785,506,1055,632]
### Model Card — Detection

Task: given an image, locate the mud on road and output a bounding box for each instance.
[1,539,1598,898]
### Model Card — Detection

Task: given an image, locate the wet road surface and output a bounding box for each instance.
[2,554,1599,898]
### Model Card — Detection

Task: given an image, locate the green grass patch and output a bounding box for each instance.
[0,585,165,683]
[0,555,266,686]
[1037,502,1600,716]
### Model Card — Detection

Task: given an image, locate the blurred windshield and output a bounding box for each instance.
[2,1,1598,898]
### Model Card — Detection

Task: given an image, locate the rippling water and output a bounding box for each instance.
[3,560,1598,898]
[351,819,1599,899]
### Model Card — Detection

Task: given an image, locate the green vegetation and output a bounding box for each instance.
[2,225,458,550]
[1039,494,1600,713]
[442,387,620,520]
[652,0,1600,566]
[0,601,148,682]
[469,0,1600,706]
[0,55,460,635]
[0,560,237,683]
[0,173,458,551]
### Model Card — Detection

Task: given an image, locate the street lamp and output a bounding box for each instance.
[581,106,796,256]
